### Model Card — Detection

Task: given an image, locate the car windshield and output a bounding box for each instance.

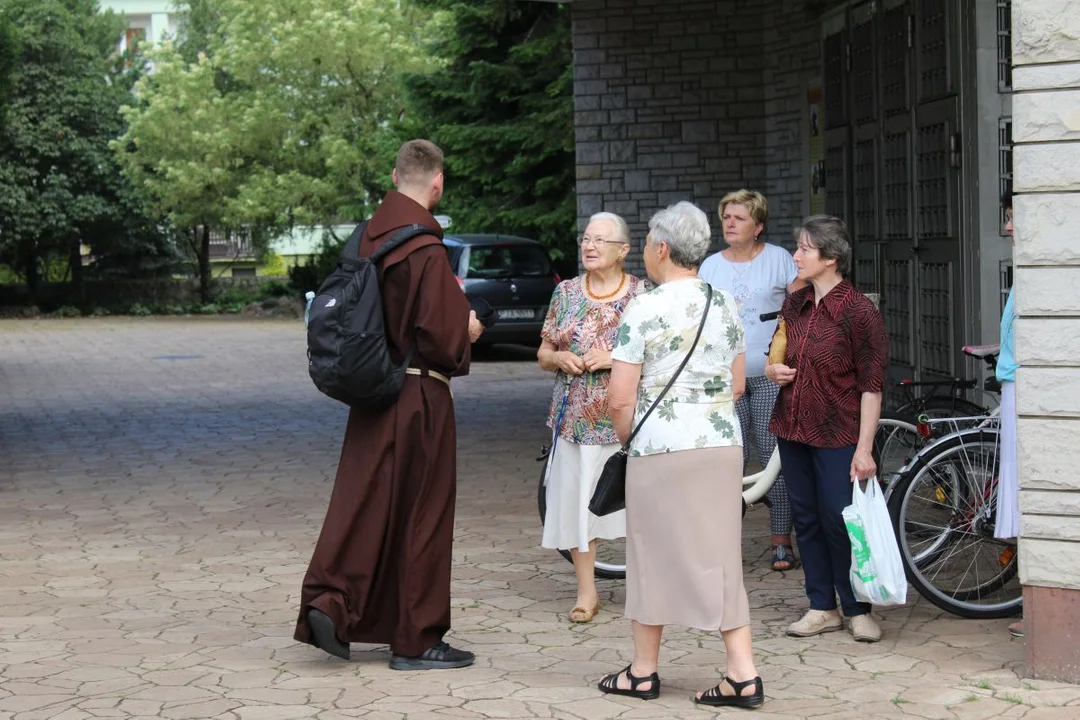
[465,246,551,279]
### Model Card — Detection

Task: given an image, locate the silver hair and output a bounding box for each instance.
[795,215,851,276]
[647,201,711,269]
[587,211,631,244]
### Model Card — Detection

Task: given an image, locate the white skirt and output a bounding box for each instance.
[541,439,626,552]
[994,381,1020,539]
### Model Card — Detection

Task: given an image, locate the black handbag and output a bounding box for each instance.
[589,284,713,516]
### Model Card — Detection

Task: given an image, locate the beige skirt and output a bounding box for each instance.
[624,446,750,631]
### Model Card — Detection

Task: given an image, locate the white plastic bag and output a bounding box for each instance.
[842,478,908,606]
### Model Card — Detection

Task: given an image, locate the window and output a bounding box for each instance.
[999,118,1012,235]
[444,246,464,276]
[231,267,256,278]
[465,246,552,279]
[997,1,1012,92]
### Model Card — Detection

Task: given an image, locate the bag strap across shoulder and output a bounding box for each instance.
[624,282,713,449]
[339,222,440,268]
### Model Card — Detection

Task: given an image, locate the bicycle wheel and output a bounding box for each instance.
[887,430,1021,619]
[874,412,923,492]
[536,449,626,580]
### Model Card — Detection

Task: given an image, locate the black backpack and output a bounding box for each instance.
[307,221,439,410]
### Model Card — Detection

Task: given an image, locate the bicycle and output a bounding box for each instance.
[885,345,1021,619]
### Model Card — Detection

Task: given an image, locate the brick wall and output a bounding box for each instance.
[571,0,820,273]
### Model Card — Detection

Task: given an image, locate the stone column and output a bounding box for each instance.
[1011,0,1080,684]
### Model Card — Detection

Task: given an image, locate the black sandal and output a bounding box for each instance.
[770,544,800,572]
[598,664,660,700]
[695,675,765,708]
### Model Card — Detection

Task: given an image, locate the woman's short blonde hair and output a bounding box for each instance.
[718,189,769,229]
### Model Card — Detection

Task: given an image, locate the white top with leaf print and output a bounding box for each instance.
[612,278,746,457]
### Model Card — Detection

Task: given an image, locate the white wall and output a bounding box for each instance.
[101,1,178,48]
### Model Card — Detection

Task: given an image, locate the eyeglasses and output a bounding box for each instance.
[577,236,627,247]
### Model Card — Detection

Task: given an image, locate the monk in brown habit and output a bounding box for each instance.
[294,140,484,670]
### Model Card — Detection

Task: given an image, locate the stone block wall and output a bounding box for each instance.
[760,0,823,248]
[572,1,820,273]
[1011,0,1080,683]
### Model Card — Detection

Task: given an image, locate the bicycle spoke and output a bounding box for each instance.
[892,429,1021,617]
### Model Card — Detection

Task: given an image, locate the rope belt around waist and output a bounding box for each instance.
[405,367,451,387]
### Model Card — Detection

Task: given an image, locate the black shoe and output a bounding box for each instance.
[694,676,765,708]
[307,608,349,660]
[389,642,475,671]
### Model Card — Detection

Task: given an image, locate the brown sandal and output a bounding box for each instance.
[569,602,600,623]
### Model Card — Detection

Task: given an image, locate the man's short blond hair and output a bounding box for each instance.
[718,189,769,229]
[395,140,444,185]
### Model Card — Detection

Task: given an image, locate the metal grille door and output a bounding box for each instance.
[822,0,965,386]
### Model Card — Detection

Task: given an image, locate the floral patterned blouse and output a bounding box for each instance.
[611,279,746,457]
[542,274,649,445]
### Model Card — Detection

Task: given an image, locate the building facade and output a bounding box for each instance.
[556,0,1079,682]
[100,0,178,52]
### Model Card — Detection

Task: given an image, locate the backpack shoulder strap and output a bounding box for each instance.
[369,224,441,265]
[338,221,368,268]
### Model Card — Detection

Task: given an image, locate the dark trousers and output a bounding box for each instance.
[777,438,870,618]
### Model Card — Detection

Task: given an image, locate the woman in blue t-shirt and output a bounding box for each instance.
[996,192,1022,638]
[699,190,806,571]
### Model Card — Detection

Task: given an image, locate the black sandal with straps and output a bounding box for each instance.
[694,675,765,708]
[598,664,660,700]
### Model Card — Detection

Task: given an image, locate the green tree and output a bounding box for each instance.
[0,0,158,300]
[116,0,434,301]
[400,0,575,259]
[0,14,17,122]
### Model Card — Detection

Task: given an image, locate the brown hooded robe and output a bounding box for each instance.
[294,190,472,657]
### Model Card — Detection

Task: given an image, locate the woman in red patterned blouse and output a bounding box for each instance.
[765,216,888,643]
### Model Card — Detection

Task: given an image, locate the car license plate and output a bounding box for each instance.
[498,309,534,320]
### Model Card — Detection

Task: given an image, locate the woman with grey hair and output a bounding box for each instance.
[538,211,648,623]
[599,201,764,708]
[766,215,888,643]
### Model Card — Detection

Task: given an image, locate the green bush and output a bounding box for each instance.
[148,304,186,315]
[222,302,245,314]
[261,279,293,298]
[90,306,111,317]
[215,286,258,305]
[128,303,152,316]
[52,305,82,318]
[196,303,219,314]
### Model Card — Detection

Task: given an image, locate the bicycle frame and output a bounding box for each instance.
[742,448,782,505]
[884,414,1001,504]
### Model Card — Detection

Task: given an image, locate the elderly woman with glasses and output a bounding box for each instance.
[599,202,763,709]
[537,212,648,623]
[767,216,888,643]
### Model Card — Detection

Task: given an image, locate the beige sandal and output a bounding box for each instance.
[569,602,600,623]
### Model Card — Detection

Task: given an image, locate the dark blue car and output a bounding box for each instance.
[442,234,560,347]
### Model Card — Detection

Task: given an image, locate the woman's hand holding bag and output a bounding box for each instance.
[842,477,908,606]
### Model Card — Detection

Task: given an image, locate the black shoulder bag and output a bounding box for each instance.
[589,284,713,516]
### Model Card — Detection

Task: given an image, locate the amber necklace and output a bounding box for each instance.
[585,272,626,301]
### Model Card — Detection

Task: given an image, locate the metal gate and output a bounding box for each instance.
[822,0,965,392]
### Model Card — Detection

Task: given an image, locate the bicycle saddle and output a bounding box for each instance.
[962,344,1000,359]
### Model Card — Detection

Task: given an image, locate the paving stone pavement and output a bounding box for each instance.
[1,318,1078,720]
